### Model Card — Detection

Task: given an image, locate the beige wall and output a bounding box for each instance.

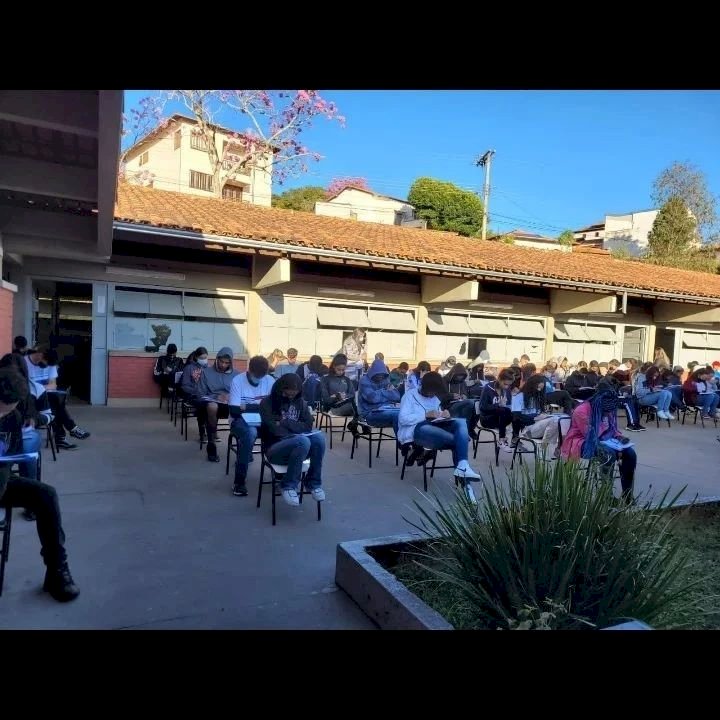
[514,239,571,253]
[315,188,414,225]
[124,120,272,206]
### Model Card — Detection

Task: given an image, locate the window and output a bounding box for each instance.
[190,133,209,151]
[189,170,213,193]
[112,287,248,353]
[222,185,244,202]
[139,151,149,166]
[595,231,600,238]
[350,211,358,221]
[173,130,181,150]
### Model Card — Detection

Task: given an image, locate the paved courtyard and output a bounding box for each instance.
[1,406,719,629]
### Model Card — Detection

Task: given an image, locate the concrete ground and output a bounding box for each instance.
[0,406,718,629]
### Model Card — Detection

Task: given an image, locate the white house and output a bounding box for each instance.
[602,209,659,256]
[314,186,422,226]
[490,229,572,252]
[122,114,273,207]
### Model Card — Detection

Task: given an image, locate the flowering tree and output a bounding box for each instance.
[325,177,370,197]
[121,90,345,198]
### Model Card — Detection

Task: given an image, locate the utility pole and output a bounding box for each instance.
[475,150,495,241]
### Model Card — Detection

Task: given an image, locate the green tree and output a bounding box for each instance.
[408,177,484,237]
[557,229,575,246]
[272,185,326,212]
[652,161,718,241]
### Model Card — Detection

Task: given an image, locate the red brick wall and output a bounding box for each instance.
[108,355,248,399]
[0,287,14,356]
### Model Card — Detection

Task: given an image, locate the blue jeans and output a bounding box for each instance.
[230,416,258,482]
[413,418,468,466]
[266,432,326,490]
[20,428,41,481]
[699,393,720,416]
[363,409,399,434]
[638,390,672,413]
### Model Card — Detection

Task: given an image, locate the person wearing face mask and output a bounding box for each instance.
[228,356,276,496]
[259,374,326,507]
[153,343,185,401]
[320,354,356,416]
[179,346,209,439]
[0,367,80,601]
[356,357,402,434]
[25,347,89,450]
[196,347,240,463]
[398,371,483,503]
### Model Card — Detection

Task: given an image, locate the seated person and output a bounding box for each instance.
[374,353,390,374]
[405,361,430,393]
[178,346,209,440]
[228,356,276,496]
[153,343,184,399]
[266,348,286,375]
[564,367,596,401]
[320,354,356,416]
[296,354,328,381]
[356,358,402,433]
[541,366,575,414]
[561,379,637,504]
[196,347,239,463]
[274,347,301,377]
[389,362,409,392]
[635,364,673,420]
[437,356,457,378]
[13,335,28,355]
[442,362,480,440]
[659,366,683,408]
[25,347,90,450]
[520,363,537,385]
[0,367,80,601]
[683,367,720,420]
[259,374,326,507]
[397,371,482,502]
[511,373,571,459]
[585,361,602,387]
[477,369,515,452]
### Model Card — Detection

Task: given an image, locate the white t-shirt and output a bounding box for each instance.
[24,357,58,397]
[229,372,275,407]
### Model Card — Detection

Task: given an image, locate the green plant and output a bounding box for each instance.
[557,229,575,246]
[405,459,701,630]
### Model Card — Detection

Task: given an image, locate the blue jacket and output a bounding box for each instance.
[358,359,401,417]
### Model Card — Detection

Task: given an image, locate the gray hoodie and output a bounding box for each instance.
[197,347,239,397]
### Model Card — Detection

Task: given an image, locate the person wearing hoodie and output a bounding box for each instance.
[357,358,402,432]
[153,343,184,400]
[397,371,483,502]
[259,373,326,507]
[196,346,240,462]
[442,362,480,440]
[437,356,457,378]
[228,356,276,496]
[320,354,356,416]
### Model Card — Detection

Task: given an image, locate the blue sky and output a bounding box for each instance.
[124,90,720,235]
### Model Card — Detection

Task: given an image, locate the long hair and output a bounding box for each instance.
[0,352,29,381]
[329,353,348,375]
[521,373,546,412]
[581,381,620,460]
[413,361,431,379]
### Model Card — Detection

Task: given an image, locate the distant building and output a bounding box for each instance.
[315,186,423,227]
[122,114,273,207]
[489,229,572,252]
[575,209,667,257]
[573,222,606,248]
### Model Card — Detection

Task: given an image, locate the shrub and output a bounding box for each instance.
[406,459,699,629]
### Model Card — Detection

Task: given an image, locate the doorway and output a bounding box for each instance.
[654,328,676,366]
[622,326,646,364]
[34,280,93,402]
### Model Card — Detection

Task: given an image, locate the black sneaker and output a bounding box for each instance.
[56,439,78,450]
[415,449,436,466]
[22,509,36,522]
[43,563,80,602]
[405,445,423,466]
[70,427,91,440]
[626,424,647,432]
[232,482,248,497]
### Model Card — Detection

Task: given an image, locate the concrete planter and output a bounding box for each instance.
[335,496,720,631]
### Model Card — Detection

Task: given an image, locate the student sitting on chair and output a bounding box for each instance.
[561,378,636,504]
[442,362,481,440]
[259,374,326,507]
[511,373,571,459]
[0,367,80,601]
[320,354,356,417]
[634,363,674,420]
[477,369,515,453]
[405,361,431,393]
[196,347,239,463]
[153,343,184,400]
[397,371,482,502]
[356,357,402,434]
[683,367,720,420]
[228,355,276,496]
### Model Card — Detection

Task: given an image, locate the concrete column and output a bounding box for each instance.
[246,290,261,357]
[544,315,555,362]
[645,324,657,363]
[415,305,428,366]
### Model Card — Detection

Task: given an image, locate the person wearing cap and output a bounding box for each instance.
[153,343,184,401]
[437,356,457,378]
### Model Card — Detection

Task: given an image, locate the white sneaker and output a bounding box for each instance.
[454,461,483,482]
[282,489,300,506]
[657,410,668,420]
[311,487,326,502]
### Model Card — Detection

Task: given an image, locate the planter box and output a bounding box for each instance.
[336,497,720,630]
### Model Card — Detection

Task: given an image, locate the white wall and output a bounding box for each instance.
[316,187,414,225]
[603,210,658,256]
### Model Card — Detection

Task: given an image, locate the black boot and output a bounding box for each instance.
[43,563,80,602]
[233,465,249,496]
[207,442,220,463]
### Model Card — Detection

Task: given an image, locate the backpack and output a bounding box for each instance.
[302,373,323,406]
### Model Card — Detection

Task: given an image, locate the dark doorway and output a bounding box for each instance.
[34,280,93,402]
[622,326,646,364]
[468,337,488,362]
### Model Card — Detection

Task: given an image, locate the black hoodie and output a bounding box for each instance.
[259,374,314,448]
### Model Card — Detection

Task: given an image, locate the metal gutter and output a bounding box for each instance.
[113,221,720,306]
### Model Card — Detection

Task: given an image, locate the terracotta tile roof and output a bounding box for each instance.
[114,183,720,302]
